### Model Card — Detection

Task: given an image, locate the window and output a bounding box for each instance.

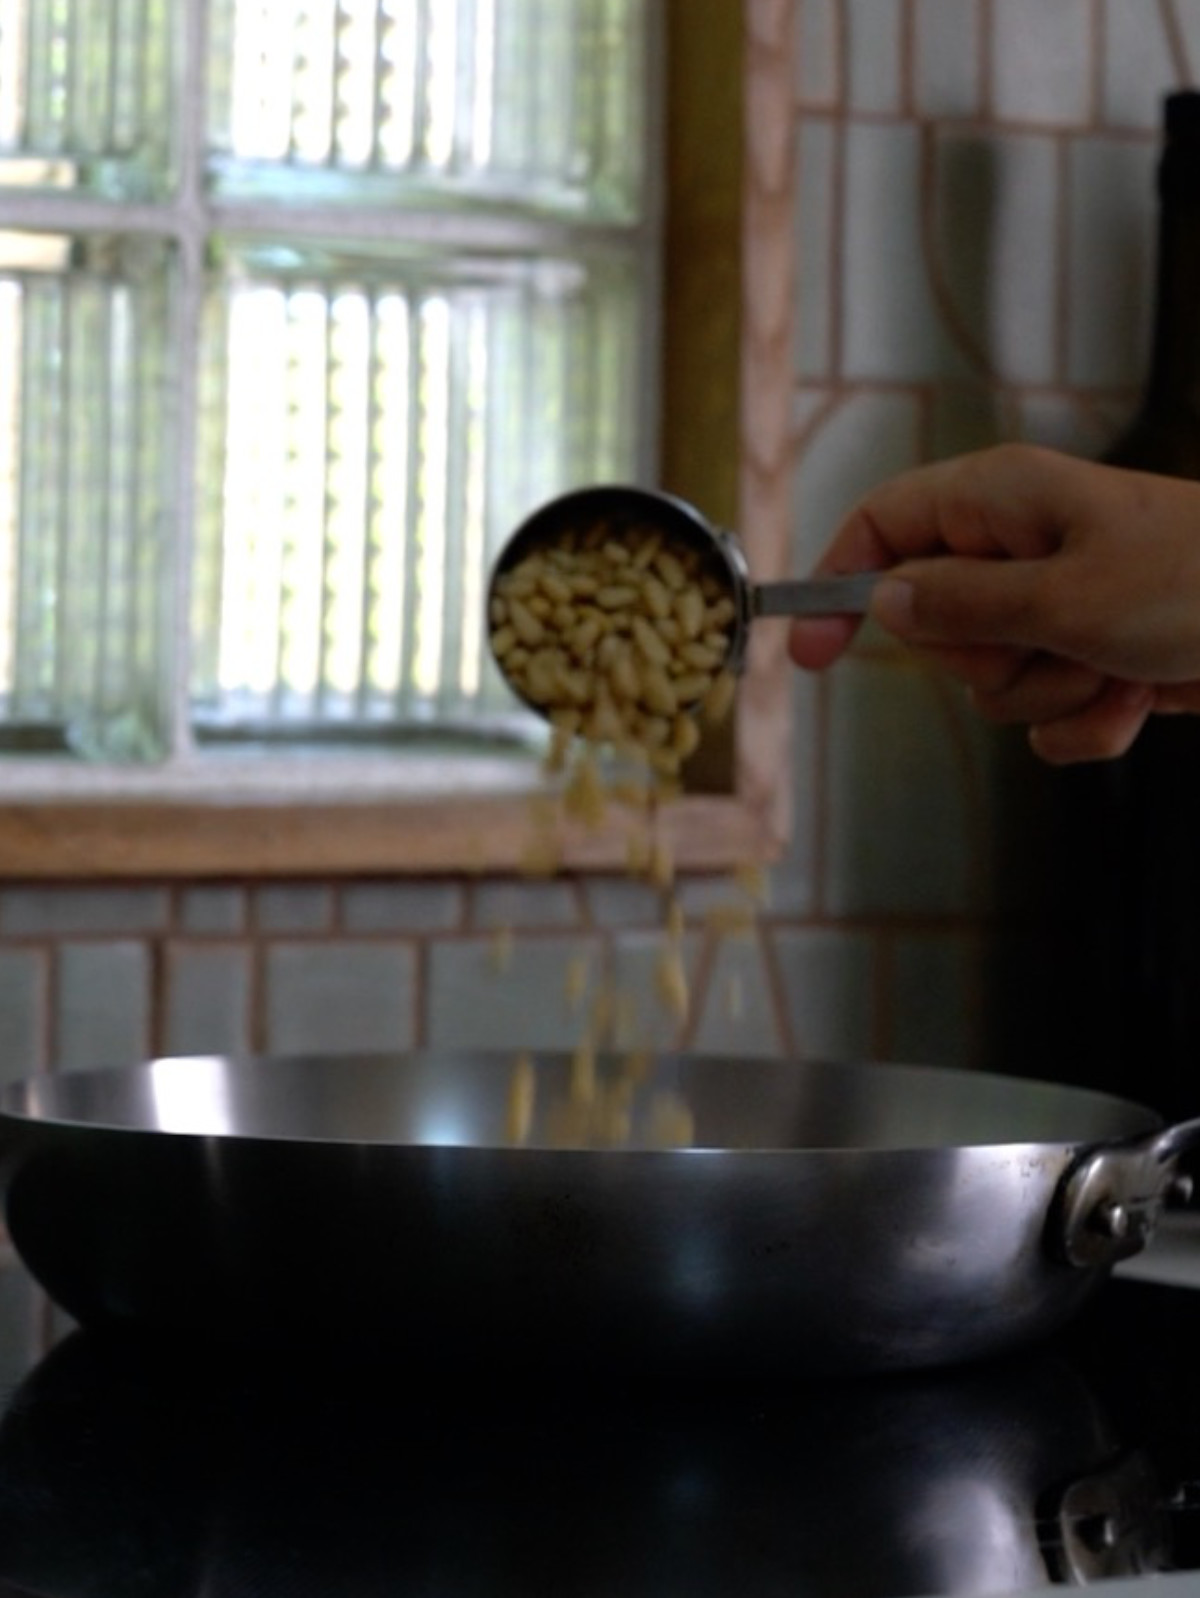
[0,0,771,876]
[0,0,655,767]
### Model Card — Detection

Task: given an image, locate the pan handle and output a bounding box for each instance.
[1048,1117,1200,1269]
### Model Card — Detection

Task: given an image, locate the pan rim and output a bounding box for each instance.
[0,1050,1164,1156]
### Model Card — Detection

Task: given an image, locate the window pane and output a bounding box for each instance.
[0,231,176,758]
[0,0,174,198]
[192,237,643,740]
[206,0,647,220]
[0,0,655,765]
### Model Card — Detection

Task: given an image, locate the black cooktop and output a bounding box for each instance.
[1,1246,1200,1598]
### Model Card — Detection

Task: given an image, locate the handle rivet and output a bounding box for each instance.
[1078,1513,1119,1553]
[1093,1201,1129,1240]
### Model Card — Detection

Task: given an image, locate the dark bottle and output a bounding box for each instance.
[1047,90,1200,1122]
[1105,91,1200,476]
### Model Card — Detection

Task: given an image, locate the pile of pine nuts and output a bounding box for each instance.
[489,521,738,781]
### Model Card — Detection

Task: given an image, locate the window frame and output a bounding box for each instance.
[0,0,795,878]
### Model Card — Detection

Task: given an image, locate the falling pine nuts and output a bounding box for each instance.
[486,513,778,1151]
[506,1053,537,1145]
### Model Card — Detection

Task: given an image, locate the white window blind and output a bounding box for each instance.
[0,0,655,768]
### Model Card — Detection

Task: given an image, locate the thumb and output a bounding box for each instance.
[870,556,1048,652]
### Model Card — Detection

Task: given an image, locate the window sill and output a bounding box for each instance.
[0,748,552,804]
[0,661,790,885]
[0,663,788,875]
[0,773,783,879]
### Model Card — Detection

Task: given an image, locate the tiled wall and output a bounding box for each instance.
[0,875,891,1080]
[2,0,1197,1086]
[787,0,1200,1071]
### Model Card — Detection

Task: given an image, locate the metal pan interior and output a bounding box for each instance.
[0,1052,1162,1154]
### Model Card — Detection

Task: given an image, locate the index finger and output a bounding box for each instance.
[790,445,1076,672]
[812,446,1070,578]
[786,468,951,668]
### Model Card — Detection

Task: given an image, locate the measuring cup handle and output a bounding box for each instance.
[752,573,881,619]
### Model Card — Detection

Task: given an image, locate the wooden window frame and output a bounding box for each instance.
[0,0,795,879]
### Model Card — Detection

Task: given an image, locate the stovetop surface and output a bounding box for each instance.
[4,1232,1200,1598]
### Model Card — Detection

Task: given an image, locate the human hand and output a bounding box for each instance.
[788,443,1200,763]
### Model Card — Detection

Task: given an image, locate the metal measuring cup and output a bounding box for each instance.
[487,483,878,698]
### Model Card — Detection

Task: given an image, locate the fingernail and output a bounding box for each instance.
[870,577,915,635]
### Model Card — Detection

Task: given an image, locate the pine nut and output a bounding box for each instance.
[671,672,712,704]
[702,671,736,723]
[655,945,688,1019]
[506,1053,536,1145]
[653,548,687,590]
[676,587,705,639]
[640,668,677,717]
[641,576,671,619]
[671,714,700,760]
[509,598,543,646]
[632,616,670,668]
[490,624,517,659]
[680,641,724,672]
[596,584,638,610]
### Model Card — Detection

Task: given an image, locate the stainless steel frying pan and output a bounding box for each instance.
[0,1052,1196,1374]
